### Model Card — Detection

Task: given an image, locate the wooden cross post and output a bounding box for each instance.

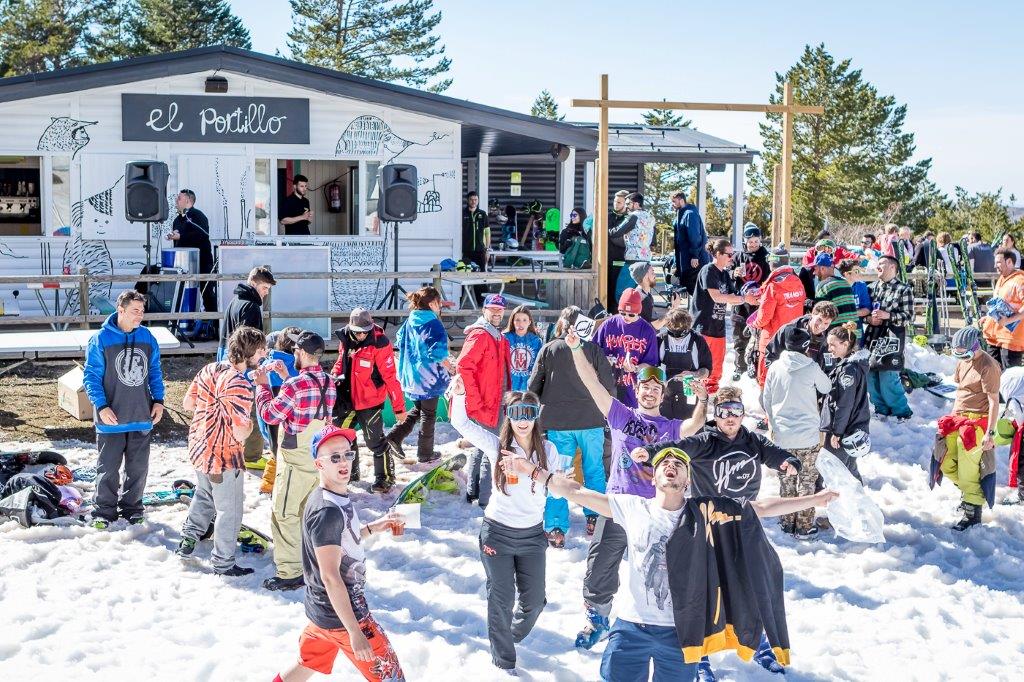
[572,76,823,307]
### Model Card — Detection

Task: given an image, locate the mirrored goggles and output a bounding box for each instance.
[322,452,356,464]
[506,403,541,422]
[951,347,976,360]
[636,365,666,384]
[651,447,691,469]
[714,401,746,419]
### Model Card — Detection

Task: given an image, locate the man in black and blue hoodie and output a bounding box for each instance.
[83,289,165,528]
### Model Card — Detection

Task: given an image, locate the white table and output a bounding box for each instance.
[0,325,180,376]
[441,277,507,310]
[26,280,80,331]
[489,250,563,272]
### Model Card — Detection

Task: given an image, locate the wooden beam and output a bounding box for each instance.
[571,98,823,115]
[595,74,610,308]
[780,81,795,248]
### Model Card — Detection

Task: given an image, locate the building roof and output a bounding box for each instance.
[573,123,758,164]
[0,45,596,157]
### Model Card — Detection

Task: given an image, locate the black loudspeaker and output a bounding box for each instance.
[124,160,169,222]
[379,163,417,222]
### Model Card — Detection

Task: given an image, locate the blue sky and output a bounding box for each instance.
[230,0,1023,202]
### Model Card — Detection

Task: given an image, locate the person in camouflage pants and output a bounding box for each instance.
[778,447,820,534]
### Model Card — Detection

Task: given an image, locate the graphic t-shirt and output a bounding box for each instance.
[504,331,543,392]
[610,493,685,627]
[185,361,253,475]
[606,399,682,497]
[302,487,367,630]
[593,315,660,407]
[690,264,730,338]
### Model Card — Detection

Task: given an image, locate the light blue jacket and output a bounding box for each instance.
[396,310,451,400]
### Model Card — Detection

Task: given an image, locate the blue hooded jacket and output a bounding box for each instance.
[396,310,451,400]
[83,313,165,433]
[673,202,711,275]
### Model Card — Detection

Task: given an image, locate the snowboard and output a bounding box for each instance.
[238,524,272,553]
[923,383,956,401]
[141,480,195,507]
[395,453,467,505]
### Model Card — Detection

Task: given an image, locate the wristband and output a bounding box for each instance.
[545,472,554,489]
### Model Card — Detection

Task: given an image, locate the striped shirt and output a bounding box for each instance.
[186,362,252,475]
[256,366,336,435]
[816,275,861,338]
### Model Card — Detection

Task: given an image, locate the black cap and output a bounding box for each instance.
[288,330,325,356]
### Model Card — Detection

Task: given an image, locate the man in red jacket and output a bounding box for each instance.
[751,265,805,388]
[456,293,511,508]
[331,308,406,493]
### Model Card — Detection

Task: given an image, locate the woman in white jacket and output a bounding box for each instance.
[450,375,561,675]
[762,330,832,539]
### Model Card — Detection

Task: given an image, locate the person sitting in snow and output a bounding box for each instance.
[929,326,1001,531]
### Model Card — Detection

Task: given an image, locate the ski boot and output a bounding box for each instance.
[574,606,610,650]
[951,502,982,531]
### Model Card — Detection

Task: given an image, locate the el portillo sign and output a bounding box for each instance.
[121,94,310,144]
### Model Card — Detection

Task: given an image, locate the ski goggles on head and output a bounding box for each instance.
[636,365,666,385]
[714,401,746,419]
[506,403,541,422]
[650,447,691,470]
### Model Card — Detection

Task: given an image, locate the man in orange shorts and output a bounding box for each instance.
[274,425,406,682]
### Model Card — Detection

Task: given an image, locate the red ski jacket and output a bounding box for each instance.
[751,267,806,342]
[456,324,511,428]
[331,326,404,413]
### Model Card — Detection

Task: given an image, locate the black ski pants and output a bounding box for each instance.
[479,518,547,670]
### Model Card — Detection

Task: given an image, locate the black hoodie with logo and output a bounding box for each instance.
[644,424,799,504]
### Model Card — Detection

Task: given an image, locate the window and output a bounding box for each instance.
[254,158,271,236]
[50,155,71,235]
[0,155,42,236]
[364,161,380,235]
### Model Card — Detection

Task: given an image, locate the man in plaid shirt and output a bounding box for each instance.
[864,255,915,422]
[256,330,338,591]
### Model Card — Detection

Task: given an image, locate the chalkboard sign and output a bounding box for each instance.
[122,94,310,144]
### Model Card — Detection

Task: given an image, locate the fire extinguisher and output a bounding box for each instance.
[326,182,342,213]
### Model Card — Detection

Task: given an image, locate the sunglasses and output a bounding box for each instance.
[321,452,356,463]
[714,401,746,419]
[506,403,540,422]
[650,446,691,469]
[636,365,666,384]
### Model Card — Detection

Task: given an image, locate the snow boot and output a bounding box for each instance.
[754,633,786,674]
[574,607,610,650]
[546,529,565,549]
[951,502,982,531]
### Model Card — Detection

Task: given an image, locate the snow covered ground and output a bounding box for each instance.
[3,344,1024,681]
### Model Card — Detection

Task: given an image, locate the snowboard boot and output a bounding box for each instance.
[90,515,113,530]
[574,606,610,650]
[546,529,565,549]
[263,575,304,591]
[218,564,255,577]
[951,502,982,531]
[696,657,717,682]
[176,537,197,557]
[126,513,145,526]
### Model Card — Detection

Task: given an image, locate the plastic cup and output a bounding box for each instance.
[390,518,405,537]
[681,375,694,397]
[506,469,519,485]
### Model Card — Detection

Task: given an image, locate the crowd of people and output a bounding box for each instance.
[64,192,1024,680]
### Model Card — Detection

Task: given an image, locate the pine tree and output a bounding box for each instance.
[0,0,91,76]
[126,0,252,56]
[287,0,452,92]
[641,108,695,251]
[82,0,139,63]
[752,44,933,239]
[530,90,564,120]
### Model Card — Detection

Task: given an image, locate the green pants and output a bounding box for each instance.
[940,430,985,506]
[270,418,327,579]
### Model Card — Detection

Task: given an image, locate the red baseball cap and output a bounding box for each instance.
[311,425,357,459]
[618,288,642,315]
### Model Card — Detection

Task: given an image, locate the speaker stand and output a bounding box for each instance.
[375,221,407,313]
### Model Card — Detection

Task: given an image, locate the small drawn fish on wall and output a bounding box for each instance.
[37,117,97,158]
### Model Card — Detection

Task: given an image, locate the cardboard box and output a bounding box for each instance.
[57,366,93,421]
